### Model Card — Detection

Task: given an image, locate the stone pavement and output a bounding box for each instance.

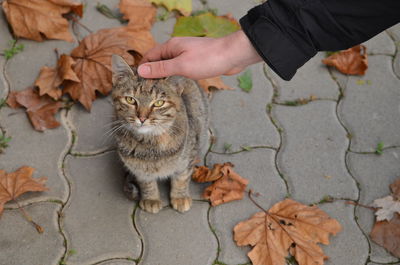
[1,0,400,265]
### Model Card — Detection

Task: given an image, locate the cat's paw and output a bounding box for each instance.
[171,197,192,213]
[139,199,162,213]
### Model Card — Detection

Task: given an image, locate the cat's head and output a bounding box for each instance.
[111,55,184,135]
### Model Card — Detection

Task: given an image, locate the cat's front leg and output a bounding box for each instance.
[137,180,162,213]
[170,168,192,213]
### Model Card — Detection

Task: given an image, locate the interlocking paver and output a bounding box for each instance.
[0,202,64,265]
[348,149,400,263]
[274,101,358,203]
[0,108,69,203]
[63,152,141,265]
[339,55,400,152]
[210,63,279,151]
[70,98,116,153]
[319,201,369,265]
[136,202,215,265]
[266,53,339,102]
[388,24,400,79]
[207,149,287,264]
[364,31,396,55]
[207,0,256,19]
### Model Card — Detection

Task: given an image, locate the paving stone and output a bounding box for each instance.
[318,201,369,265]
[0,108,69,203]
[364,31,396,55]
[63,152,141,265]
[210,63,279,151]
[339,55,400,152]
[274,101,358,203]
[207,149,287,264]
[70,97,116,153]
[97,259,136,265]
[207,0,257,20]
[266,52,339,102]
[0,202,64,265]
[151,18,176,44]
[0,9,13,51]
[348,149,400,263]
[388,24,400,79]
[136,202,215,265]
[73,0,121,39]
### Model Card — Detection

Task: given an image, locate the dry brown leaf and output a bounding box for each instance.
[192,162,233,183]
[64,26,155,110]
[0,166,48,215]
[234,199,342,265]
[322,45,368,75]
[35,54,80,100]
[370,213,400,258]
[197,76,234,93]
[7,87,63,131]
[2,0,83,42]
[119,0,157,30]
[202,164,248,206]
[390,179,400,200]
[373,195,400,222]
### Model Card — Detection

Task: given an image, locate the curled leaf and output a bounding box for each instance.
[322,45,368,75]
[192,162,233,183]
[197,76,233,93]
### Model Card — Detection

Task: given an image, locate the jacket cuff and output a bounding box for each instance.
[240,6,316,81]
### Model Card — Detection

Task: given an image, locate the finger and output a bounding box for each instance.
[139,41,176,64]
[138,59,181,78]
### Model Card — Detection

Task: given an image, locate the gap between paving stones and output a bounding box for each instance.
[385,29,400,79]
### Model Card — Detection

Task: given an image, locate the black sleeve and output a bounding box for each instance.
[240,0,400,80]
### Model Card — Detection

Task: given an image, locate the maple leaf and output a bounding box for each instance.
[64,26,156,110]
[192,162,233,183]
[2,0,83,42]
[370,213,400,258]
[234,199,342,265]
[151,0,192,16]
[0,166,48,216]
[35,54,80,100]
[322,45,368,75]
[202,163,248,206]
[119,0,157,30]
[373,195,400,222]
[173,12,240,38]
[7,87,63,131]
[197,77,233,94]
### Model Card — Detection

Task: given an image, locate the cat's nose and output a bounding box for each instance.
[139,117,147,123]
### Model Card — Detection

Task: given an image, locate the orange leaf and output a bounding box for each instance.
[35,54,80,100]
[0,166,48,216]
[197,76,233,93]
[2,0,82,42]
[192,162,233,183]
[8,87,63,131]
[64,26,156,110]
[234,199,342,265]
[390,178,400,200]
[370,213,400,258]
[322,45,368,75]
[119,0,157,30]
[202,163,248,206]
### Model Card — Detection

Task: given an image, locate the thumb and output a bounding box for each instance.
[138,59,179,78]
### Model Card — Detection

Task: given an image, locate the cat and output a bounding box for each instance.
[111,55,208,213]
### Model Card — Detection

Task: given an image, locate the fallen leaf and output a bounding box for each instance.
[64,26,155,110]
[173,12,240,38]
[237,69,252,93]
[119,0,157,30]
[35,54,80,100]
[192,162,233,183]
[0,166,48,215]
[390,179,400,200]
[151,0,192,16]
[370,213,400,258]
[197,76,233,93]
[202,163,248,206]
[2,0,83,42]
[373,195,400,222]
[7,87,63,131]
[322,45,368,75]
[234,199,342,265]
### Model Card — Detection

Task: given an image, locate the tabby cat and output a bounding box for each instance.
[111,55,208,213]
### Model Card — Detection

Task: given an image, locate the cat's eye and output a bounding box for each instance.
[125,96,136,105]
[153,100,165,107]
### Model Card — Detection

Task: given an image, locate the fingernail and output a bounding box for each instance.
[138,65,151,76]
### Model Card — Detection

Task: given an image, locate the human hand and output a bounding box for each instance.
[138,30,263,80]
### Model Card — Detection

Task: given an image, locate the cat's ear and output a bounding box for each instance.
[165,76,184,95]
[111,55,136,85]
